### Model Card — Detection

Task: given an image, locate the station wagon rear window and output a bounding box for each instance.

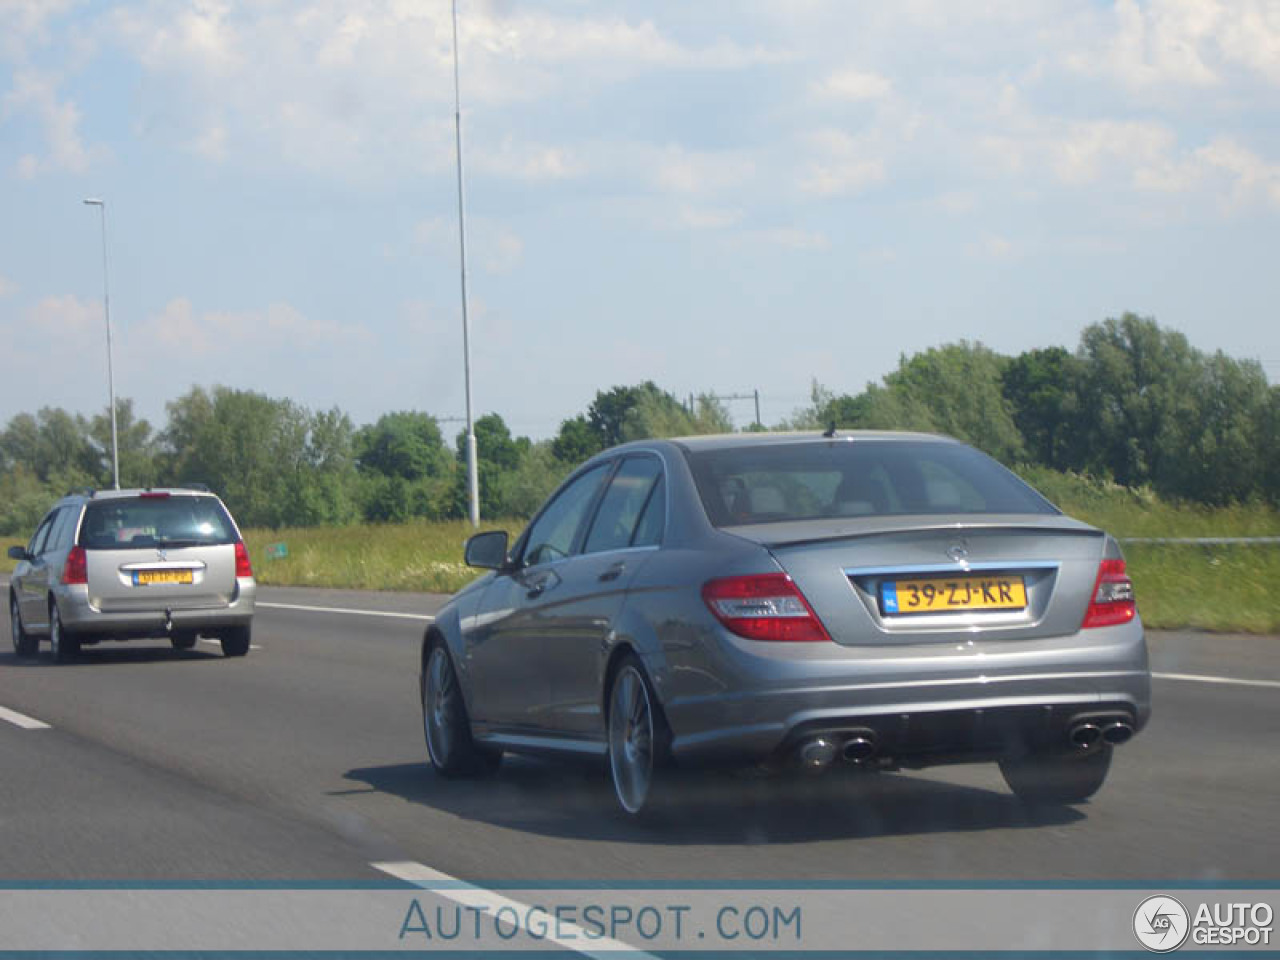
[687,440,1058,527]
[79,496,238,549]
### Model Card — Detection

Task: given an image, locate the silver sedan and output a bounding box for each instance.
[420,432,1150,816]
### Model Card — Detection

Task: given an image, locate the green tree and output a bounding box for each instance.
[88,398,160,488]
[1075,314,1204,492]
[552,415,602,465]
[1001,347,1084,470]
[0,407,99,485]
[162,386,311,527]
[355,411,450,481]
[354,411,454,522]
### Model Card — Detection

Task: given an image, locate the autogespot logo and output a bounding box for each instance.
[1134,895,1191,952]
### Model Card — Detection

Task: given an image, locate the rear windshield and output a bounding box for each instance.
[79,496,238,550]
[687,440,1058,527]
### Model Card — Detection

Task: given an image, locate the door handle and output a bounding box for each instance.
[598,562,625,583]
[526,581,547,599]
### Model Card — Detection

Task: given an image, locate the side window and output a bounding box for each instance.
[631,474,666,548]
[583,457,663,554]
[28,512,56,557]
[47,506,76,552]
[522,464,611,567]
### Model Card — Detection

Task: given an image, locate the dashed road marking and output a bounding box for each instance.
[1152,671,1280,691]
[0,705,51,730]
[257,601,435,622]
[197,638,263,651]
[370,861,654,959]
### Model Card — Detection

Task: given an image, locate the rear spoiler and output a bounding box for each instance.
[721,514,1103,550]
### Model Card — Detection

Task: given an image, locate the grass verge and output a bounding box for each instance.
[3,480,1277,632]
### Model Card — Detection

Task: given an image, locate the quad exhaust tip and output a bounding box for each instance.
[1102,720,1134,745]
[842,736,877,764]
[1068,722,1103,749]
[799,737,839,770]
[1068,718,1135,749]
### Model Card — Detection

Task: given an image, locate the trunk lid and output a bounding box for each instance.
[724,514,1107,645]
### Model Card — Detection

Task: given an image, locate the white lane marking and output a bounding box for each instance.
[0,705,51,730]
[370,861,654,959]
[197,638,263,650]
[257,601,435,622]
[1152,671,1280,691]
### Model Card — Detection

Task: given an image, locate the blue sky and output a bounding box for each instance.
[2,0,1278,439]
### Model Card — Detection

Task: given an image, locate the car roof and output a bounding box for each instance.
[665,430,958,453]
[60,487,219,504]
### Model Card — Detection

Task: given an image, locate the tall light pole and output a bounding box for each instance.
[451,0,480,527]
[83,198,120,490]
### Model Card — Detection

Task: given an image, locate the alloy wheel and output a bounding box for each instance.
[609,665,655,814]
[424,646,458,768]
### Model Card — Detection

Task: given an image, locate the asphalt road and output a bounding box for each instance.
[2,580,1278,885]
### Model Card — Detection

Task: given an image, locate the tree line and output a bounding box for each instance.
[1,313,1275,535]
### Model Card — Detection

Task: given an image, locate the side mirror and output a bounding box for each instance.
[464,530,509,570]
[7,545,29,562]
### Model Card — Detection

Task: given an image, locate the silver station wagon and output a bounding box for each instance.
[421,432,1151,815]
[8,487,257,661]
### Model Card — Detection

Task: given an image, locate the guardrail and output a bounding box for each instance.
[1119,537,1280,545]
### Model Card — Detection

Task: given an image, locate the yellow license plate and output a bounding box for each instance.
[882,574,1026,614]
[133,569,194,586]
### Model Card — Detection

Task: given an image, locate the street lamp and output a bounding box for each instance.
[83,198,120,490]
[451,0,480,528]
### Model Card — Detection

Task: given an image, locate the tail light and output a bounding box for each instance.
[702,573,831,642]
[62,546,88,585]
[1082,558,1136,629]
[234,541,254,579]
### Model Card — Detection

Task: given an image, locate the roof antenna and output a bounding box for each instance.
[823,421,837,438]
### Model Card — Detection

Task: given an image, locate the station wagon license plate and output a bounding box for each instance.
[133,569,194,586]
[881,574,1026,615]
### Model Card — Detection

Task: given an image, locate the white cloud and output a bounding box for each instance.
[0,0,76,59]
[133,298,372,359]
[675,206,744,231]
[1,70,105,176]
[28,293,101,337]
[745,228,831,251]
[935,191,978,215]
[799,128,887,197]
[812,67,891,102]
[1064,0,1280,91]
[652,145,756,195]
[474,138,584,182]
[965,233,1017,260]
[413,216,526,275]
[101,2,788,183]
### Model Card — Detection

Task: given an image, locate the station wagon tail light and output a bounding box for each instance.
[234,541,254,579]
[702,573,831,642]
[62,546,88,586]
[1082,558,1136,629]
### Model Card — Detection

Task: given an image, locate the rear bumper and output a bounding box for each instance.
[661,619,1150,765]
[55,579,256,637]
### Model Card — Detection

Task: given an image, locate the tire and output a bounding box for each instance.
[10,594,38,658]
[171,631,198,651]
[421,641,501,777]
[49,603,79,664]
[606,653,671,816]
[220,626,251,658]
[1000,746,1113,805]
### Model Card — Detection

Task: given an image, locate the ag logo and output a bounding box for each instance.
[1134,895,1190,952]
